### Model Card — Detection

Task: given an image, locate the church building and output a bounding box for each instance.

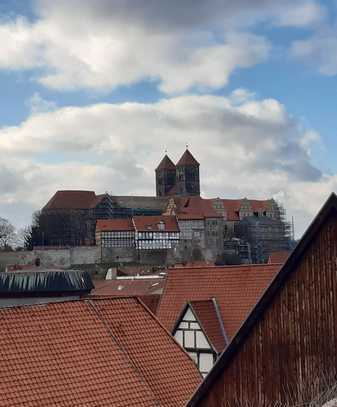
[156,149,200,197]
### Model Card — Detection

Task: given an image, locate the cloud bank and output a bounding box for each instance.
[0,0,325,92]
[0,90,334,235]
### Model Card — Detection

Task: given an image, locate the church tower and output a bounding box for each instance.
[175,149,200,196]
[155,155,176,197]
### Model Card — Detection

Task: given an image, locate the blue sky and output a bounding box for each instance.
[0,0,337,236]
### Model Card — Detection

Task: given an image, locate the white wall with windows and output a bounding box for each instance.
[136,231,180,250]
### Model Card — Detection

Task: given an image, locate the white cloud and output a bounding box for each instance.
[0,0,324,93]
[273,1,326,27]
[0,90,333,237]
[292,25,337,76]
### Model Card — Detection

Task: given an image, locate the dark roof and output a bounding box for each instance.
[0,270,93,295]
[0,297,201,407]
[157,264,280,342]
[187,193,337,406]
[176,149,200,166]
[110,195,169,211]
[156,155,176,171]
[43,190,105,210]
[133,215,179,232]
[96,218,134,232]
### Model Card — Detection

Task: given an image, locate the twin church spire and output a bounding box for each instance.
[155,149,200,197]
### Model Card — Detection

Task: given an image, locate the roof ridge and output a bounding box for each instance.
[169,263,282,271]
[86,299,159,405]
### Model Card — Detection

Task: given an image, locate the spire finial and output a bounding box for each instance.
[186,143,189,150]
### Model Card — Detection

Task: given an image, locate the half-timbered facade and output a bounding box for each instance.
[96,219,135,248]
[133,216,180,250]
[173,299,225,377]
[96,215,180,251]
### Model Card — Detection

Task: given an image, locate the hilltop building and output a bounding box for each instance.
[156,149,200,197]
[34,149,291,264]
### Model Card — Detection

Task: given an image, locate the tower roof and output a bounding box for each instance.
[176,149,199,166]
[156,154,176,171]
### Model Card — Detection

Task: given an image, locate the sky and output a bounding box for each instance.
[0,0,337,236]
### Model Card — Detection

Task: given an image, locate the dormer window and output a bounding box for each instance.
[173,302,224,378]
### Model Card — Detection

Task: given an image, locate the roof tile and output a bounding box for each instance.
[43,190,105,210]
[0,297,201,406]
[133,215,179,232]
[157,264,280,346]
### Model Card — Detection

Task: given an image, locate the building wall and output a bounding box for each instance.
[0,247,101,269]
[198,212,337,407]
[205,218,224,257]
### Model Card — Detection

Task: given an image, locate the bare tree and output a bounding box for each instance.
[0,217,15,250]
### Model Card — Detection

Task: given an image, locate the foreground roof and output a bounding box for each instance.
[186,193,337,406]
[0,297,201,407]
[43,190,105,210]
[157,264,280,343]
[0,270,93,295]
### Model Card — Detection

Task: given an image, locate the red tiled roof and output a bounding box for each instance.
[190,299,226,353]
[156,155,176,171]
[133,215,179,232]
[0,297,201,407]
[92,298,202,406]
[139,294,162,314]
[43,190,105,210]
[92,278,164,296]
[174,197,222,220]
[157,264,281,347]
[177,149,200,166]
[268,250,290,264]
[212,199,271,221]
[96,218,134,232]
[221,199,242,221]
